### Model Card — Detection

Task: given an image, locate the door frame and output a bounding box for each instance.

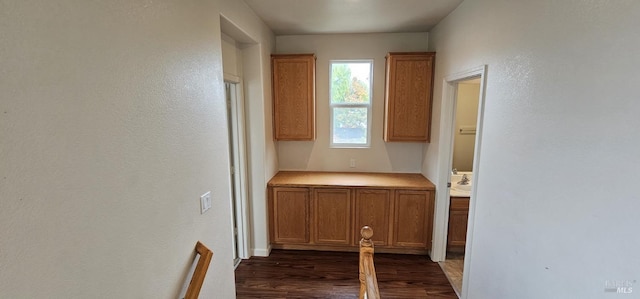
[431,65,487,298]
[224,73,250,261]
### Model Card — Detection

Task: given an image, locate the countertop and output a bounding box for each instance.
[267,171,436,190]
[449,189,471,197]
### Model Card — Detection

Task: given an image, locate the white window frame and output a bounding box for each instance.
[329,59,373,148]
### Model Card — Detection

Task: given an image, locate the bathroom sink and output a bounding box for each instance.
[450,172,473,195]
[452,184,472,192]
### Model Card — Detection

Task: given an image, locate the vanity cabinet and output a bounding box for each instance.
[447,196,470,251]
[271,54,316,140]
[268,171,435,254]
[383,52,435,142]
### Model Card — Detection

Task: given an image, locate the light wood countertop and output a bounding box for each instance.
[267,171,435,190]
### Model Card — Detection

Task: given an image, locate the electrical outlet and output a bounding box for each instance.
[349,158,356,168]
[200,191,212,214]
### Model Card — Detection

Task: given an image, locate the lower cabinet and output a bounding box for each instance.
[271,187,309,244]
[393,190,433,248]
[269,185,434,254]
[313,188,352,245]
[354,189,391,246]
[447,196,470,251]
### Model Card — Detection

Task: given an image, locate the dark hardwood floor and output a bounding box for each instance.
[235,250,457,299]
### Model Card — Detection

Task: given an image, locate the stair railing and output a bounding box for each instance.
[359,226,380,299]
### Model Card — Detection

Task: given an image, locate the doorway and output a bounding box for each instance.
[225,80,250,267]
[431,65,487,299]
[440,77,481,295]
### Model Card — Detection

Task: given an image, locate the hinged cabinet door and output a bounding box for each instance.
[448,197,470,248]
[354,189,391,246]
[272,187,310,244]
[313,188,352,245]
[384,52,435,142]
[392,190,434,248]
[272,54,316,140]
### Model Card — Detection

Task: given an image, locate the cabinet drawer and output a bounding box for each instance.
[450,197,469,210]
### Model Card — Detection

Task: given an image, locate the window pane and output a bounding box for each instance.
[330,62,371,104]
[333,107,367,144]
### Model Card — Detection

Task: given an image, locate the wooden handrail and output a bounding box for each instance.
[185,241,213,299]
[359,226,380,299]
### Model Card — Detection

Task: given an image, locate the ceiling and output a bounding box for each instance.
[243,0,464,35]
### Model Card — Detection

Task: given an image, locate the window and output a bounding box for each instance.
[329,60,373,147]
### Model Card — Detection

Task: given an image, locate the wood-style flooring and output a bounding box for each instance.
[235,249,457,299]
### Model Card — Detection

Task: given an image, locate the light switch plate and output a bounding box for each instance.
[200,191,212,214]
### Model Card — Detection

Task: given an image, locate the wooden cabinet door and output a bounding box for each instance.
[448,197,470,248]
[271,187,310,244]
[392,190,434,248]
[271,54,316,140]
[384,52,435,142]
[313,188,352,245]
[354,189,391,246]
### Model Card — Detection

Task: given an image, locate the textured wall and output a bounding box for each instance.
[275,33,429,173]
[0,0,274,297]
[425,0,640,298]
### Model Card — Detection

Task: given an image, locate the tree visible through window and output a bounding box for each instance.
[330,60,372,147]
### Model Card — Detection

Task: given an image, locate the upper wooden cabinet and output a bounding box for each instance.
[271,54,316,140]
[383,52,435,142]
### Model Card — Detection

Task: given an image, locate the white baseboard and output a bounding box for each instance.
[251,245,271,257]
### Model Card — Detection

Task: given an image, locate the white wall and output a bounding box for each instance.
[452,83,480,171]
[276,33,429,173]
[219,21,277,256]
[218,1,279,257]
[425,1,640,298]
[0,0,274,297]
[221,33,243,78]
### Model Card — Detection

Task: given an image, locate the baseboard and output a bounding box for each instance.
[252,245,272,257]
